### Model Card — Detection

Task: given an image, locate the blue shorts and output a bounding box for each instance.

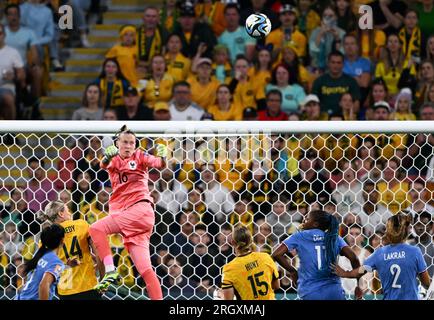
[300,284,346,300]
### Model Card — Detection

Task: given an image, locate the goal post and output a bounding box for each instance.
[0,121,433,300]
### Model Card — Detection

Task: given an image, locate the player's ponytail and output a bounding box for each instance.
[37,200,65,223]
[384,212,412,245]
[232,224,253,255]
[311,210,340,272]
[23,224,65,276]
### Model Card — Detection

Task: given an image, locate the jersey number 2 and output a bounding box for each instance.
[390,264,401,289]
[62,235,83,259]
[247,271,269,298]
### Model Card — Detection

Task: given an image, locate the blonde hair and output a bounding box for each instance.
[37,200,65,223]
[232,224,253,255]
[383,212,412,245]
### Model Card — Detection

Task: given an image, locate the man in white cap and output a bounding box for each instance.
[301,94,328,120]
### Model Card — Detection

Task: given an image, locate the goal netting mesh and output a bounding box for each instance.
[0,121,433,300]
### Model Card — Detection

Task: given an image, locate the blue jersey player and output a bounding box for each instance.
[333,213,431,300]
[17,224,65,300]
[273,210,361,300]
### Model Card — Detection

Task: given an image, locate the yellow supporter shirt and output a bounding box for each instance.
[233,79,257,109]
[165,53,192,82]
[143,74,174,108]
[215,158,250,192]
[106,44,138,87]
[57,219,98,296]
[221,251,279,300]
[187,76,220,110]
[248,68,271,100]
[375,60,416,96]
[207,103,243,121]
[377,181,411,214]
[266,29,307,58]
[393,112,417,121]
[362,134,407,159]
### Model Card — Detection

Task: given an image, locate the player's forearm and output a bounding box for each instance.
[38,282,50,300]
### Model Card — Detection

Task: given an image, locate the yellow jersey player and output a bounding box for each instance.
[221,224,280,300]
[39,200,104,299]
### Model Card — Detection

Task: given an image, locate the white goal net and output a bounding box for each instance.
[0,121,433,300]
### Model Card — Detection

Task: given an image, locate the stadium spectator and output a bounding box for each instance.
[4,4,42,99]
[338,93,358,120]
[152,101,171,120]
[375,33,416,97]
[285,148,333,212]
[258,90,289,121]
[339,223,371,297]
[162,255,195,299]
[266,4,306,61]
[214,223,235,267]
[186,224,219,294]
[406,179,434,217]
[169,81,205,120]
[80,185,113,229]
[416,60,434,106]
[405,103,434,176]
[143,54,174,108]
[0,23,24,120]
[228,198,254,235]
[242,106,258,120]
[248,45,272,105]
[71,171,97,220]
[376,157,411,214]
[24,157,57,214]
[207,84,243,120]
[411,211,434,277]
[300,94,328,120]
[136,6,169,74]
[94,58,130,109]
[309,6,345,72]
[266,64,306,115]
[70,0,91,48]
[105,25,138,87]
[279,43,310,91]
[363,78,390,120]
[19,0,55,69]
[0,222,23,259]
[154,166,188,216]
[253,218,276,254]
[312,51,360,115]
[343,34,371,104]
[173,2,216,59]
[230,55,260,108]
[370,0,407,34]
[332,160,364,216]
[103,109,118,120]
[427,35,434,62]
[398,9,425,62]
[357,180,391,237]
[295,0,320,39]
[3,187,38,239]
[218,3,256,64]
[76,136,108,191]
[116,86,153,121]
[392,88,416,120]
[187,57,220,110]
[72,84,104,120]
[333,0,357,33]
[415,0,434,37]
[199,163,235,224]
[265,197,295,241]
[165,33,191,83]
[211,44,232,84]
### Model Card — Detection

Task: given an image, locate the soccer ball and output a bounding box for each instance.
[245,13,272,39]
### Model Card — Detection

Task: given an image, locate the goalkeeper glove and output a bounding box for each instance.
[156,144,168,158]
[104,145,119,159]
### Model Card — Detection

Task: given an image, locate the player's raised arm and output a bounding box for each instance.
[101,145,119,166]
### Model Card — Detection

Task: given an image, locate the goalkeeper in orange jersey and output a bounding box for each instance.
[219,224,280,300]
[38,200,104,299]
[89,125,167,299]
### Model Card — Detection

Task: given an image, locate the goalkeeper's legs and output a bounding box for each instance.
[89,215,121,273]
[126,238,163,300]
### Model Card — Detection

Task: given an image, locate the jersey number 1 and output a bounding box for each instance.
[247,271,269,298]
